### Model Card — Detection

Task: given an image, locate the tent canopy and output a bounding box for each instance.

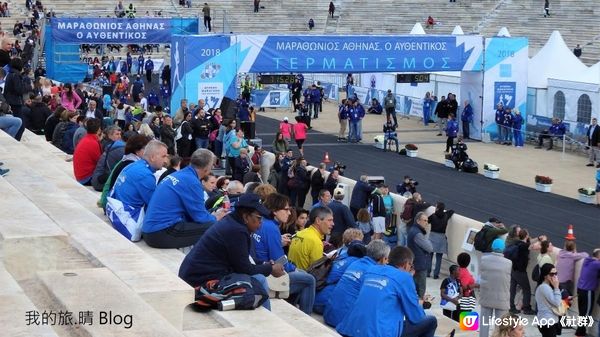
[528,31,589,88]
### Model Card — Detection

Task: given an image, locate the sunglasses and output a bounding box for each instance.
[548,272,557,276]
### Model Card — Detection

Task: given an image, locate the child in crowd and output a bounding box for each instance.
[356,208,372,244]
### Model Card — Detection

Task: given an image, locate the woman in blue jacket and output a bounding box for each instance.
[423,92,434,126]
[460,100,473,139]
[252,193,316,314]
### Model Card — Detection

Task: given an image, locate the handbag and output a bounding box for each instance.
[551,299,569,316]
[266,273,290,299]
[458,296,477,311]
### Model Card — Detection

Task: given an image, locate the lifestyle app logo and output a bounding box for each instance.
[460,312,479,331]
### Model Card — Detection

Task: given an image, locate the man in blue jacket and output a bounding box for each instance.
[494,103,504,143]
[323,239,390,327]
[336,246,438,337]
[178,193,286,310]
[502,108,514,145]
[349,175,375,219]
[310,84,321,119]
[328,187,356,246]
[111,140,168,211]
[143,149,227,248]
[144,58,154,83]
[347,100,360,143]
[137,54,144,75]
[536,118,567,150]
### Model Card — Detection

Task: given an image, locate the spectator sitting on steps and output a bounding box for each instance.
[426,16,435,29]
[308,18,315,30]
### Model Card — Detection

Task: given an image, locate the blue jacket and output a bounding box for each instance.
[323,256,377,327]
[142,166,216,233]
[303,88,312,103]
[423,97,433,112]
[145,59,154,72]
[328,200,356,234]
[348,106,360,122]
[314,250,359,310]
[126,55,132,68]
[502,111,513,127]
[178,213,273,287]
[445,119,459,137]
[338,105,348,120]
[62,121,79,155]
[549,122,566,136]
[512,114,523,130]
[310,88,321,102]
[252,217,296,272]
[370,102,383,114]
[350,181,374,209]
[357,104,366,119]
[495,108,505,124]
[336,264,426,337]
[461,104,473,123]
[112,159,157,209]
[137,55,144,67]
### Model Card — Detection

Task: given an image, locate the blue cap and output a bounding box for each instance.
[491,238,505,252]
[236,193,271,217]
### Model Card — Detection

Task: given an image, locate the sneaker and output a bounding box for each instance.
[0,168,9,176]
[437,133,442,136]
[433,275,439,279]
[586,163,594,167]
[509,308,521,314]
[597,164,600,168]
[547,147,553,151]
[535,146,542,149]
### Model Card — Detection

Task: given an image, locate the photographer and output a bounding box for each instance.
[396,175,418,195]
[3,58,33,141]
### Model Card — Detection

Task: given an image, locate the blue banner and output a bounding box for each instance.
[52,18,174,43]
[239,35,482,73]
[251,90,290,108]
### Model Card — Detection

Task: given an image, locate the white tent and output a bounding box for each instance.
[451,25,464,35]
[409,23,426,35]
[572,61,600,84]
[528,31,588,88]
[497,27,511,37]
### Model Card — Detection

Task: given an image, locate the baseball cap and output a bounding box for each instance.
[333,187,345,196]
[283,116,288,121]
[236,194,271,217]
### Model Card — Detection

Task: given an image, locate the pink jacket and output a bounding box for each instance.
[61,91,82,111]
[280,122,292,139]
[293,122,307,140]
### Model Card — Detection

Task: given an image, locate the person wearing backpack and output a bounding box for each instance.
[505,229,536,315]
[370,184,387,241]
[473,218,508,253]
[384,89,397,127]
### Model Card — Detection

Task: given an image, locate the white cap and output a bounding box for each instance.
[333,187,344,196]
[283,117,288,121]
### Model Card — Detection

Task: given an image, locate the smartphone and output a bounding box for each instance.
[290,233,297,239]
[274,255,288,265]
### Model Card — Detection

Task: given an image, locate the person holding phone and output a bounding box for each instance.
[251,193,316,314]
[535,264,562,337]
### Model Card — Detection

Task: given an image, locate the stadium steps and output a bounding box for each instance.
[1,130,344,336]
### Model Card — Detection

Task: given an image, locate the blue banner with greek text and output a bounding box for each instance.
[238,35,483,73]
[51,18,174,43]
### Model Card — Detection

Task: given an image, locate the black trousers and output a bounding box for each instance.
[446,136,455,152]
[575,288,595,336]
[144,221,214,249]
[146,69,152,82]
[9,105,25,141]
[385,107,397,126]
[462,120,470,139]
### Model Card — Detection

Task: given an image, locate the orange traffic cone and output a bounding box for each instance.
[564,224,576,240]
[323,152,331,164]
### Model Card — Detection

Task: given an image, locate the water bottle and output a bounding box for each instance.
[222,192,230,210]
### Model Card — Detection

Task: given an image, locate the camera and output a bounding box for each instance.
[332,161,346,175]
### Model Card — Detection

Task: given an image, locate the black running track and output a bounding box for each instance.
[255,114,599,253]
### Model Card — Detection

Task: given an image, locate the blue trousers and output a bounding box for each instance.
[513,129,523,146]
[348,120,359,142]
[251,274,271,310]
[195,138,209,149]
[289,270,316,315]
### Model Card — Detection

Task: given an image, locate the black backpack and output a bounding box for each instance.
[462,159,478,173]
[192,273,268,312]
[503,244,519,263]
[473,226,491,252]
[306,252,338,291]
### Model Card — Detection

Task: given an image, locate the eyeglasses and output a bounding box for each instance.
[548,272,557,276]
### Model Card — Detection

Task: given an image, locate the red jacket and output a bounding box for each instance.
[73,134,102,181]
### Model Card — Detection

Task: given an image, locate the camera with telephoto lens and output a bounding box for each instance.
[332,162,346,176]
